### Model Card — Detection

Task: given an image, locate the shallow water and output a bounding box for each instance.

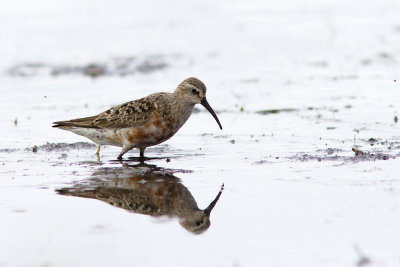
[1,0,400,266]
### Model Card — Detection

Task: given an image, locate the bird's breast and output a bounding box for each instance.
[108,101,195,147]
[115,112,184,147]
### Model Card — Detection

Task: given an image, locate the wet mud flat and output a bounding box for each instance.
[2,91,400,267]
[2,0,400,266]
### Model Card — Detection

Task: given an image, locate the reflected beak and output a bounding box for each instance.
[204,184,224,216]
[201,98,223,130]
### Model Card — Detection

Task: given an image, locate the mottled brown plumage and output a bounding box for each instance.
[57,168,224,234]
[53,77,222,159]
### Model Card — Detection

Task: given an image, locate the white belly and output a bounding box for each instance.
[66,127,123,147]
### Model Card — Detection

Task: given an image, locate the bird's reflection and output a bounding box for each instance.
[57,163,223,234]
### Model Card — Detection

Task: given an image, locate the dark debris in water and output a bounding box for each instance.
[256,108,298,115]
[352,148,391,161]
[253,159,272,165]
[316,148,345,155]
[0,148,17,153]
[0,142,97,154]
[27,142,97,152]
[292,153,342,162]
[288,147,394,163]
[8,56,171,78]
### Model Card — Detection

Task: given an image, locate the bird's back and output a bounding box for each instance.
[53,92,172,130]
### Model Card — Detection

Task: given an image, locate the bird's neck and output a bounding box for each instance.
[169,93,195,129]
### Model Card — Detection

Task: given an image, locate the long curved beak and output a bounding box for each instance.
[201,98,223,130]
[204,183,224,216]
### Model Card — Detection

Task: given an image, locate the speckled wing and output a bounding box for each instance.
[53,96,157,129]
[90,97,156,129]
[57,187,163,216]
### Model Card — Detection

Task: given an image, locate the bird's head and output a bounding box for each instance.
[175,77,222,130]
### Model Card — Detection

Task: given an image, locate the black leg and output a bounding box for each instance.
[117,146,132,160]
[139,148,145,158]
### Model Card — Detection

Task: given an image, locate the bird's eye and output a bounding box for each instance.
[195,221,202,226]
[192,88,197,94]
